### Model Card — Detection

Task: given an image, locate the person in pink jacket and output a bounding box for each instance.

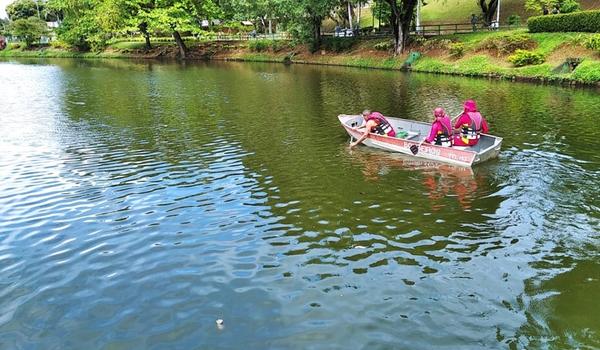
[350,110,396,148]
[453,100,489,146]
[424,107,453,147]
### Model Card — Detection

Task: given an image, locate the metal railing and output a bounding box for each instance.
[412,23,524,36]
[111,32,292,45]
[322,23,524,39]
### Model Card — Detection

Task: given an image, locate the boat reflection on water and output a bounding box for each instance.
[346,147,483,211]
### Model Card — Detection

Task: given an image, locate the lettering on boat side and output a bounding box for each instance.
[401,142,473,163]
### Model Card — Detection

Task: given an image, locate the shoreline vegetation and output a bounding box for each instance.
[2,30,600,87]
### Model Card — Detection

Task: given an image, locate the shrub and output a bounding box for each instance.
[421,38,452,50]
[321,37,356,52]
[583,34,600,52]
[374,40,393,51]
[478,33,535,54]
[507,15,521,26]
[248,39,270,52]
[449,42,465,57]
[528,10,600,33]
[247,39,287,52]
[508,49,545,67]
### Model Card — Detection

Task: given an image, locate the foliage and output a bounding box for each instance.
[372,0,392,27]
[524,0,580,14]
[374,40,394,51]
[217,21,254,33]
[321,37,356,52]
[508,49,545,66]
[6,0,41,20]
[507,14,521,26]
[560,0,581,13]
[248,39,286,52]
[449,42,465,57]
[478,33,535,54]
[0,18,9,35]
[9,16,47,47]
[528,10,600,33]
[583,34,600,52]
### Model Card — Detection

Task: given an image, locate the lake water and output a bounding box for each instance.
[0,58,598,349]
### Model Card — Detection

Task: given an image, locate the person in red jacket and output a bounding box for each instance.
[350,110,396,148]
[453,100,489,146]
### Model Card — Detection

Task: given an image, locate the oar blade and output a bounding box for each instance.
[410,144,419,155]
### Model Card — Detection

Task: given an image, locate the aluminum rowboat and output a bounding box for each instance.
[339,114,502,167]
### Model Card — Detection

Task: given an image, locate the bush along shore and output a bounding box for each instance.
[2,30,600,87]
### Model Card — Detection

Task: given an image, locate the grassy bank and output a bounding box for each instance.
[2,30,599,86]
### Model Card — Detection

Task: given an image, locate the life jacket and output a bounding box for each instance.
[367,112,395,137]
[461,112,483,141]
[434,118,453,147]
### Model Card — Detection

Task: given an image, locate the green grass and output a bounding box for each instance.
[531,32,575,55]
[513,63,555,77]
[571,59,600,83]
[412,55,504,75]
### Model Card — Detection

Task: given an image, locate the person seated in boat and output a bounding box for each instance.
[452,99,489,147]
[423,107,453,147]
[350,110,396,148]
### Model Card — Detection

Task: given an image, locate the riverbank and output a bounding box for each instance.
[2,30,599,86]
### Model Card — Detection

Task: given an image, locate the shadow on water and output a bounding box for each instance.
[0,58,599,349]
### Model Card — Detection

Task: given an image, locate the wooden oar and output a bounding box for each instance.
[410,140,424,155]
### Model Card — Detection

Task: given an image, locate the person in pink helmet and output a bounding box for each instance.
[424,107,453,147]
[453,100,489,146]
[350,110,396,148]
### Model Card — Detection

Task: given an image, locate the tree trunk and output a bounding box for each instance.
[386,0,401,55]
[172,29,187,59]
[478,0,499,25]
[385,0,418,55]
[312,16,322,51]
[138,22,151,51]
[144,32,152,51]
[348,1,353,31]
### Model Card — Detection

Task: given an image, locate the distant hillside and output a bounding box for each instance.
[325,1,600,32]
[421,0,600,25]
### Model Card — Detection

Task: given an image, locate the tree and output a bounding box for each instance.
[6,0,42,20]
[9,16,47,47]
[138,0,220,58]
[0,18,9,35]
[47,0,104,50]
[477,0,498,25]
[275,0,337,51]
[559,0,580,13]
[383,0,417,55]
[524,0,580,14]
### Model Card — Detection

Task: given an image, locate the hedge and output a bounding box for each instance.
[528,10,600,33]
